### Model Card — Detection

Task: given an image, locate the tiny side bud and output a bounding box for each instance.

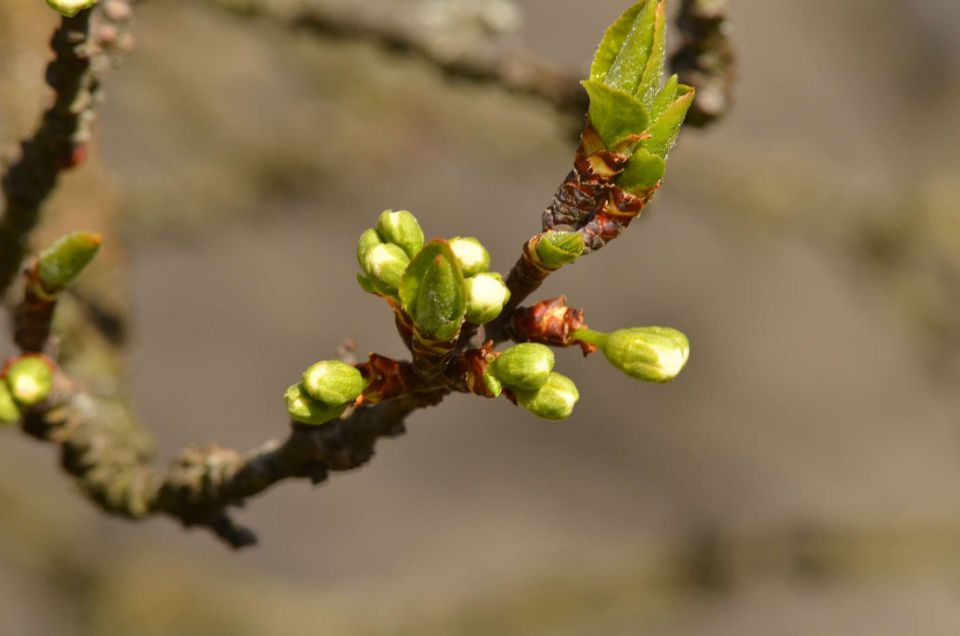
[302,360,366,407]
[535,231,585,270]
[4,355,54,406]
[37,231,103,294]
[285,383,348,426]
[515,372,580,421]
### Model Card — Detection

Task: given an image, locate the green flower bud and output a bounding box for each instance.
[5,356,54,406]
[490,343,554,391]
[302,360,366,407]
[464,273,511,324]
[376,210,425,259]
[284,383,348,426]
[361,243,410,296]
[0,383,20,426]
[515,373,580,421]
[594,326,690,383]
[448,237,491,277]
[356,228,383,266]
[536,231,585,270]
[38,231,103,294]
[46,0,97,18]
[399,240,467,341]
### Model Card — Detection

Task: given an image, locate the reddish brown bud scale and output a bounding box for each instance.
[449,343,499,397]
[14,264,58,353]
[356,354,417,405]
[510,296,596,355]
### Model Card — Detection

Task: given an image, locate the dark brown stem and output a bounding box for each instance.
[0,1,133,296]
[671,0,736,128]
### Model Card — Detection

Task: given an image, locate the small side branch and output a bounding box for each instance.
[0,1,132,296]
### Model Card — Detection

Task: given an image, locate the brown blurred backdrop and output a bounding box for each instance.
[2,0,960,634]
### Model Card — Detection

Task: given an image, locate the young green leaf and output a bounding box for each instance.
[616,148,666,192]
[649,74,680,123]
[583,80,649,149]
[590,2,646,83]
[636,0,667,107]
[37,231,103,294]
[603,0,661,95]
[642,85,695,158]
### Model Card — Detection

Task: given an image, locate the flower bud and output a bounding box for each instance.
[0,383,20,425]
[535,231,585,270]
[4,356,54,406]
[400,240,467,341]
[376,210,424,259]
[302,360,366,407]
[46,0,97,17]
[285,383,348,426]
[38,231,103,294]
[464,273,511,324]
[356,228,383,265]
[490,343,554,391]
[601,326,690,383]
[448,237,490,277]
[515,372,579,421]
[361,243,410,296]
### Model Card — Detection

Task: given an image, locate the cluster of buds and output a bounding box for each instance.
[0,355,55,425]
[285,361,368,426]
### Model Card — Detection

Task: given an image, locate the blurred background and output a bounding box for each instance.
[2,0,960,633]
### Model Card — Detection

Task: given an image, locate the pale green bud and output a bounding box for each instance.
[302,360,366,407]
[0,383,20,426]
[5,356,54,406]
[515,372,580,421]
[38,231,102,294]
[399,240,467,341]
[482,368,503,398]
[536,231,585,270]
[46,0,97,17]
[362,243,410,295]
[490,343,554,392]
[285,383,348,426]
[357,228,383,266]
[376,210,425,259]
[448,237,491,277]
[601,326,690,383]
[464,273,511,324]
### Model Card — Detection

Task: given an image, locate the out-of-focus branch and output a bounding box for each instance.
[0,1,133,297]
[671,0,736,127]
[209,0,589,117]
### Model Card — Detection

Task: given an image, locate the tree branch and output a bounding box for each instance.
[0,1,133,297]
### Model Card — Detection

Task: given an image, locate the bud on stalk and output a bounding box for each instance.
[575,326,689,383]
[515,372,580,420]
[285,383,348,426]
[4,355,55,406]
[302,360,366,407]
[464,273,511,324]
[361,243,410,297]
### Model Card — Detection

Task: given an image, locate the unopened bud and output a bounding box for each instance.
[376,210,425,259]
[0,383,20,425]
[302,360,366,407]
[449,237,491,277]
[400,240,467,341]
[38,231,103,294]
[357,228,383,265]
[285,383,348,426]
[595,326,690,383]
[4,356,54,406]
[490,343,554,391]
[535,231,585,270]
[482,368,503,398]
[46,0,97,17]
[362,243,410,296]
[515,372,579,421]
[464,273,511,324]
